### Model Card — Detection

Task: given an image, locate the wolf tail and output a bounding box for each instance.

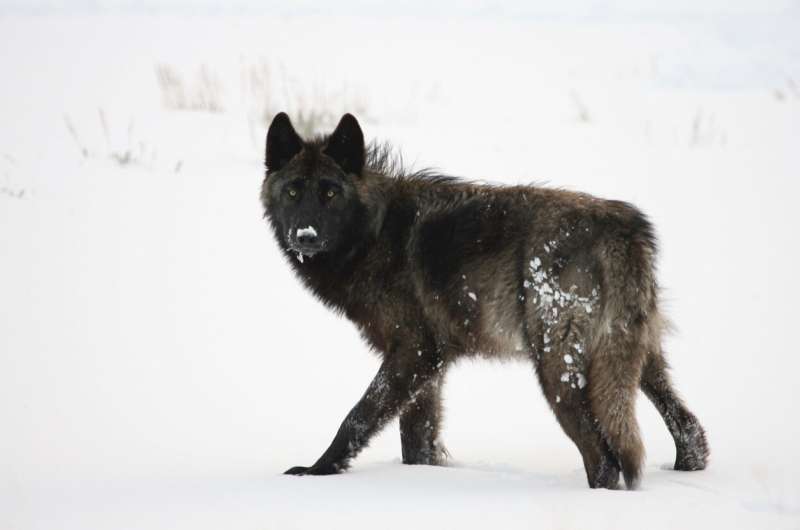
[589,349,646,489]
[589,206,660,489]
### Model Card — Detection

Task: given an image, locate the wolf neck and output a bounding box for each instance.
[290,231,375,312]
[289,182,408,317]
[288,224,376,304]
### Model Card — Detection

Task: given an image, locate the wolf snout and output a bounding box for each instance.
[295,225,318,245]
[290,225,324,255]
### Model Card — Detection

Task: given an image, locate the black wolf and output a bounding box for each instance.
[261,113,708,489]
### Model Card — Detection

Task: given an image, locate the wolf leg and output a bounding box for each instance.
[641,352,709,471]
[537,357,620,489]
[284,352,443,476]
[399,374,447,465]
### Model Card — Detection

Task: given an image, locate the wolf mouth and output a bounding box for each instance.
[288,245,323,262]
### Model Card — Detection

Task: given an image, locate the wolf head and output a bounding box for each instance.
[262,113,377,261]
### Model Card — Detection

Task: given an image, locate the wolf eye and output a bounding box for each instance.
[326,189,336,199]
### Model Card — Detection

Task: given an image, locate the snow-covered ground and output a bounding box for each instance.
[1,5,799,529]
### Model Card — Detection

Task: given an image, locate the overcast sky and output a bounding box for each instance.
[1,0,797,17]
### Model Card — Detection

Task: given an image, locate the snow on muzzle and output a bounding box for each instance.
[288,225,324,261]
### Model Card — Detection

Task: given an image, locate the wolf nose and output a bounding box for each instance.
[297,233,317,245]
[295,226,319,246]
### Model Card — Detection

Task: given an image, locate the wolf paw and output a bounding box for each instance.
[402,441,449,466]
[284,463,340,476]
[588,457,621,490]
[674,421,709,471]
[675,447,708,471]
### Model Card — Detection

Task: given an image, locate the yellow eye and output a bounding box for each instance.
[288,189,297,198]
[326,189,336,198]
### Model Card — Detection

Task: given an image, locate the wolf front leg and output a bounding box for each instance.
[400,373,447,465]
[284,353,443,476]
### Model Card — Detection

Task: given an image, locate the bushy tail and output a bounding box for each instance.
[589,351,645,489]
[589,215,660,489]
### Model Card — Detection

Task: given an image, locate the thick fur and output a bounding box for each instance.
[262,113,709,489]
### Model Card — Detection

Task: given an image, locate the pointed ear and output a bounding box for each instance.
[324,113,365,176]
[266,112,303,172]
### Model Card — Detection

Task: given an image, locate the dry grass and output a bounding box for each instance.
[570,90,591,123]
[63,109,157,168]
[158,59,372,140]
[244,60,371,138]
[689,108,727,148]
[155,63,224,113]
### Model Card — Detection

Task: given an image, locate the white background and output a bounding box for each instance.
[1,2,799,528]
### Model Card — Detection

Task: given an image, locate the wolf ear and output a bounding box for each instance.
[324,113,365,176]
[266,112,303,172]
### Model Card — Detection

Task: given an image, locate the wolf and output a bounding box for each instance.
[261,112,709,489]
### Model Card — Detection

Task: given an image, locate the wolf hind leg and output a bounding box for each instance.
[588,337,646,490]
[400,374,448,465]
[534,317,620,489]
[541,373,621,489]
[641,352,709,471]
